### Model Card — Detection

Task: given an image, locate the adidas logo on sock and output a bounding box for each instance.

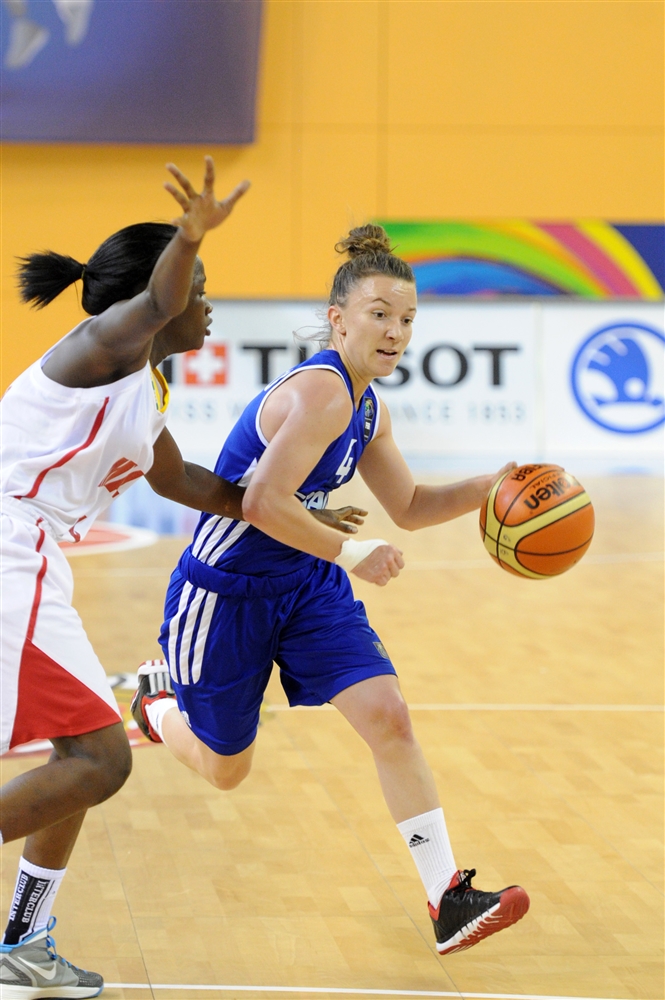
[409,834,430,848]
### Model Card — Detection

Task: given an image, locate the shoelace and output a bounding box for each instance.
[44,917,89,972]
[45,917,63,964]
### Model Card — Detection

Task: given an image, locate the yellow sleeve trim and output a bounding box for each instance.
[150,366,170,414]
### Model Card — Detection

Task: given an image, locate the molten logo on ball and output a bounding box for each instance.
[480,464,594,579]
[522,474,572,510]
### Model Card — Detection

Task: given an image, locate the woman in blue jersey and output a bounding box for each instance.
[133,225,530,956]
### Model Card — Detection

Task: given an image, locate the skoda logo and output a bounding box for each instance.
[571,321,665,435]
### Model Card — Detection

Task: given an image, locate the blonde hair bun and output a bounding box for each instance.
[335,224,393,259]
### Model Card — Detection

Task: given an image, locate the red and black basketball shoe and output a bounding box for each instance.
[429,868,529,955]
[130,659,176,743]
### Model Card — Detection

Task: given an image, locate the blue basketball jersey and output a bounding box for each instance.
[187,349,380,576]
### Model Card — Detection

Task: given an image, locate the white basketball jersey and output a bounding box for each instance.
[0,337,169,542]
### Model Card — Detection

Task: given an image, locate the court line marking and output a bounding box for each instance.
[264,703,663,712]
[407,703,663,712]
[105,987,632,1000]
[405,551,663,570]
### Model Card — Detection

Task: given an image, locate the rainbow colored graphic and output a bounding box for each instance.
[377,221,664,299]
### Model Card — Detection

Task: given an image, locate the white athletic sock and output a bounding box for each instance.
[3,857,66,944]
[145,697,178,741]
[397,807,457,907]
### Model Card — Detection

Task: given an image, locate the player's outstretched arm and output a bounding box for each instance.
[147,428,245,518]
[146,427,367,533]
[51,158,249,382]
[94,158,249,355]
[358,403,515,530]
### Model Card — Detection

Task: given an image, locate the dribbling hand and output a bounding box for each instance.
[491,461,518,486]
[164,156,250,243]
[482,461,518,497]
[352,543,404,587]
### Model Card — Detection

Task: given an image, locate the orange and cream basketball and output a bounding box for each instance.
[480,464,594,579]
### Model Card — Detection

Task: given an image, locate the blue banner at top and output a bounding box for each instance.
[1,0,262,144]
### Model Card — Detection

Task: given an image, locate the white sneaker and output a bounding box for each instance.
[0,918,102,999]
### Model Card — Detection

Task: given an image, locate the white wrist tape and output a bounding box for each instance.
[334,538,389,572]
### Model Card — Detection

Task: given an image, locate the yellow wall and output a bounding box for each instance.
[2,0,663,389]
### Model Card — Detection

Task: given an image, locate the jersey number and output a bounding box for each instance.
[335,439,356,484]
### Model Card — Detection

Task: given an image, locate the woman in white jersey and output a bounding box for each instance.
[135,226,530,958]
[0,159,361,999]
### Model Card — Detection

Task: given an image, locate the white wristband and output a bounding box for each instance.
[334,538,389,572]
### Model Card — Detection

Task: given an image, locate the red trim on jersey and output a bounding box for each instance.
[25,522,47,643]
[10,640,120,749]
[15,396,110,500]
[68,516,87,543]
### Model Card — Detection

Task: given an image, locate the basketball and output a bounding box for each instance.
[480,464,594,579]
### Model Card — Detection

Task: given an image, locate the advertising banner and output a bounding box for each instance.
[380,221,665,299]
[110,300,664,533]
[0,0,262,143]
[542,304,665,463]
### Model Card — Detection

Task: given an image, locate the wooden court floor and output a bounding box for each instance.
[1,476,663,1000]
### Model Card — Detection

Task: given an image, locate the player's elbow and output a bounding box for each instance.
[391,509,419,532]
[146,474,164,497]
[242,485,274,529]
[147,464,192,505]
[146,471,173,501]
[386,486,422,531]
[146,284,185,323]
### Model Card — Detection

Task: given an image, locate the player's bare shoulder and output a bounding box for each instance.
[260,367,352,442]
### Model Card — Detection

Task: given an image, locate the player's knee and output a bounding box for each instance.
[91,728,133,800]
[205,756,252,791]
[366,692,414,748]
[106,736,133,793]
[384,698,414,743]
[60,722,133,803]
[208,773,244,791]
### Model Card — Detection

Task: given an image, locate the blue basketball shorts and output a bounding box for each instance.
[158,555,396,756]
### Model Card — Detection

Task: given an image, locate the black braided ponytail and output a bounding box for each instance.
[16,252,85,310]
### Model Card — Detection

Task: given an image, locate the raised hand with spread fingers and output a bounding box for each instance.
[164,156,250,244]
[41,156,250,386]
